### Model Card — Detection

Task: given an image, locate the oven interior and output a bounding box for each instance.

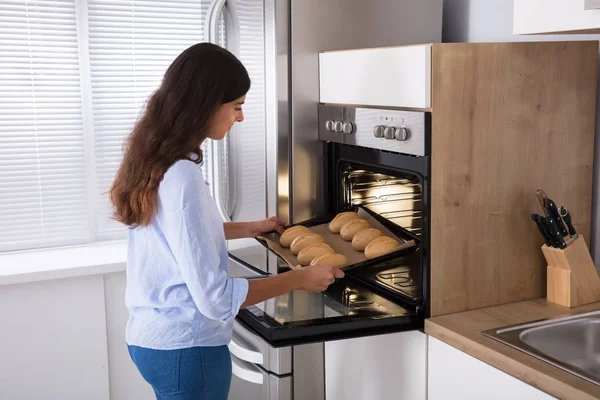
[341,161,423,237]
[336,160,425,306]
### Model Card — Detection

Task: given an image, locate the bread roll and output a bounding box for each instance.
[297,243,334,265]
[364,236,401,259]
[340,219,370,241]
[279,225,310,248]
[290,233,324,255]
[328,211,361,233]
[310,253,349,269]
[352,228,383,251]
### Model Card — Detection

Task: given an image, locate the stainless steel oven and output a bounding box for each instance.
[237,104,431,335]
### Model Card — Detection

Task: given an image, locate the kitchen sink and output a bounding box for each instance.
[482,310,600,387]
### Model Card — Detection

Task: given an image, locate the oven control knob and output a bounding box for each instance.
[373,125,385,138]
[325,120,335,132]
[383,126,395,140]
[395,127,410,141]
[342,122,354,134]
[334,121,343,133]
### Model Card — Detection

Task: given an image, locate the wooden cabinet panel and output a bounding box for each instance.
[429,42,597,316]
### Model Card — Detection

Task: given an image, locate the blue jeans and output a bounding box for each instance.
[128,345,232,400]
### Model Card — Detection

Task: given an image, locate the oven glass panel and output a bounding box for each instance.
[341,163,423,237]
[247,277,412,326]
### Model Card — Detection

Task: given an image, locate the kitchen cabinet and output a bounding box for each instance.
[0,275,110,400]
[0,271,153,400]
[325,331,427,400]
[428,337,556,399]
[514,0,600,34]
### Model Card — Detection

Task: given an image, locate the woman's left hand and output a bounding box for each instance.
[249,216,287,237]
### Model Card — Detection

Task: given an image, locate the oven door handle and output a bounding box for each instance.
[229,333,264,365]
[231,355,265,385]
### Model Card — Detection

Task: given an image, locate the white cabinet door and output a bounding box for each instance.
[428,337,556,400]
[0,275,110,400]
[514,0,600,34]
[319,46,432,109]
[325,331,427,400]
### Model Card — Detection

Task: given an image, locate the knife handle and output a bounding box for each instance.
[539,216,558,248]
[532,214,553,247]
[546,217,567,249]
[559,206,578,237]
[536,190,549,216]
[540,216,557,247]
[544,198,568,237]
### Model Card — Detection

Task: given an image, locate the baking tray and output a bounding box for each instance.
[255,205,420,271]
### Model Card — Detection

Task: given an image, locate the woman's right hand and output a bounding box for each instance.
[297,264,345,292]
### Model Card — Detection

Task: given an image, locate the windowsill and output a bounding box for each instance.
[0,241,127,286]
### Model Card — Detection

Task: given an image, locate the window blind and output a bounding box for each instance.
[87,0,209,238]
[0,0,90,252]
[0,0,261,253]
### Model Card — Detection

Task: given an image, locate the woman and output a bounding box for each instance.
[109,42,343,400]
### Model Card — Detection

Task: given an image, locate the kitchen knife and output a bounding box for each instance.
[559,206,578,237]
[544,198,568,237]
[539,216,559,248]
[531,213,553,246]
[535,189,549,215]
[545,217,567,249]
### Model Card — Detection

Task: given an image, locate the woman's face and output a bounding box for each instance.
[207,95,246,141]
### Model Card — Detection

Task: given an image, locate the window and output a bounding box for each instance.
[0,0,212,252]
[86,0,210,237]
[1,0,88,252]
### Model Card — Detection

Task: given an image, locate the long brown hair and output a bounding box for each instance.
[109,43,250,227]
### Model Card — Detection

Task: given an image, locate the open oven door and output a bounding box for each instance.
[232,251,424,348]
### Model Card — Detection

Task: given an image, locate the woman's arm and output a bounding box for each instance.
[223,221,253,239]
[241,265,344,308]
[224,216,286,240]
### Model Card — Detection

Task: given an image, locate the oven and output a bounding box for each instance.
[229,103,431,399]
[320,104,431,316]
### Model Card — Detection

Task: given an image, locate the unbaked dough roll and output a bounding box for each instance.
[340,219,370,241]
[364,236,401,259]
[297,243,334,265]
[351,228,383,251]
[290,233,324,255]
[310,253,349,269]
[328,211,361,233]
[279,225,310,248]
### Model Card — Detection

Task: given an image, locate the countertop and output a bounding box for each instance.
[425,299,600,400]
[0,241,127,285]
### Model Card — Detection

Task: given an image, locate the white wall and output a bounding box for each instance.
[442,0,600,265]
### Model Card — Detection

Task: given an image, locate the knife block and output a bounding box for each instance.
[541,235,600,308]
